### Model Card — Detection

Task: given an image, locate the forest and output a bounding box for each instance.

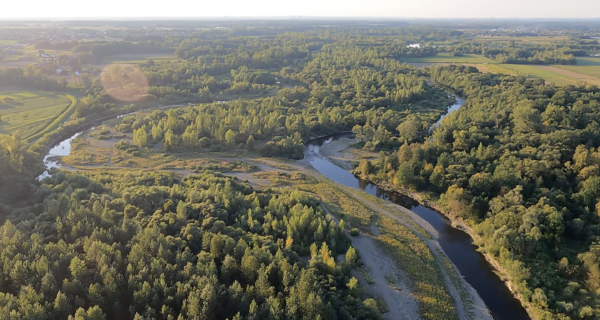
[354,65,600,319]
[0,170,384,320]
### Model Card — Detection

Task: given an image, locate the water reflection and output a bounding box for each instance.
[305,133,530,320]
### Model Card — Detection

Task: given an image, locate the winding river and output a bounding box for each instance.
[40,96,530,319]
[305,98,530,320]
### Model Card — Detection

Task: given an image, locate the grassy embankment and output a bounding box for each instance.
[0,90,77,140]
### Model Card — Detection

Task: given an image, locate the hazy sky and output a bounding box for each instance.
[1,0,599,19]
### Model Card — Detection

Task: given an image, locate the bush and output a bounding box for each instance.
[350,228,360,236]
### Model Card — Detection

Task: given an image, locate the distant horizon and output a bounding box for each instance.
[1,0,599,20]
[1,16,599,21]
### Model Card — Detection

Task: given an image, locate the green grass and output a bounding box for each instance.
[575,57,600,66]
[99,53,177,65]
[1,55,25,62]
[556,65,600,78]
[27,95,78,142]
[400,54,496,64]
[473,36,570,44]
[0,91,71,138]
[501,64,576,86]
[0,40,17,45]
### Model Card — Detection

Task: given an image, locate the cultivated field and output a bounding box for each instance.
[473,36,571,44]
[0,90,73,139]
[501,64,593,86]
[575,57,600,66]
[400,54,496,64]
[96,53,178,67]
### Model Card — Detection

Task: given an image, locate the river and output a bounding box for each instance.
[39,96,530,319]
[304,96,530,320]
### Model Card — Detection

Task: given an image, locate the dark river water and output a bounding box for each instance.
[305,103,530,320]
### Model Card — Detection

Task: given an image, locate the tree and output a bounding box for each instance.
[225,129,236,145]
[246,135,256,151]
[345,246,357,265]
[133,126,148,148]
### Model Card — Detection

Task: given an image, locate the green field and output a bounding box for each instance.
[575,57,600,66]
[498,63,600,86]
[555,65,600,80]
[99,53,177,65]
[473,36,570,44]
[0,91,72,139]
[400,53,496,64]
[500,64,578,86]
[0,40,17,45]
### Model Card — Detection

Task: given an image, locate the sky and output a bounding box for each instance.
[1,0,599,19]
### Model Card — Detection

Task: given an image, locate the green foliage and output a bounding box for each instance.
[0,170,378,319]
[364,65,600,319]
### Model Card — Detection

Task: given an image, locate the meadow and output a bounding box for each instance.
[556,65,600,79]
[473,35,571,44]
[574,56,600,66]
[0,90,72,139]
[96,53,178,66]
[500,64,586,86]
[400,53,495,64]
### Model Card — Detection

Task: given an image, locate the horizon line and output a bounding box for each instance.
[1,16,600,21]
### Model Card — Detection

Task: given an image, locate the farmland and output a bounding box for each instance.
[400,53,496,64]
[0,90,73,139]
[95,53,178,67]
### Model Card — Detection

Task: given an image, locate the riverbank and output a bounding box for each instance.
[311,139,492,320]
[321,138,536,320]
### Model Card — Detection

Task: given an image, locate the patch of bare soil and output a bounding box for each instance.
[319,138,356,170]
[351,231,421,320]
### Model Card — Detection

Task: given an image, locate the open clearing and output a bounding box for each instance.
[575,57,600,66]
[400,54,495,64]
[0,90,72,138]
[501,64,591,86]
[95,53,178,67]
[538,65,600,86]
[473,36,570,44]
[555,65,600,80]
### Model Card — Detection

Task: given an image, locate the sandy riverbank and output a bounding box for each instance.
[319,138,494,320]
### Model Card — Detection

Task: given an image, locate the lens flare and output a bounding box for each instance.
[100,63,149,102]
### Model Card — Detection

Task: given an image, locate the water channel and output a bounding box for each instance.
[304,96,530,320]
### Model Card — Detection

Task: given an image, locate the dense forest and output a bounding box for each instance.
[0,170,383,320]
[354,66,600,319]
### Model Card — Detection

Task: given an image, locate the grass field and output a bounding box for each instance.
[0,40,17,45]
[98,53,177,66]
[501,64,584,86]
[400,54,496,64]
[0,91,72,139]
[473,36,570,44]
[575,57,600,66]
[556,65,600,78]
